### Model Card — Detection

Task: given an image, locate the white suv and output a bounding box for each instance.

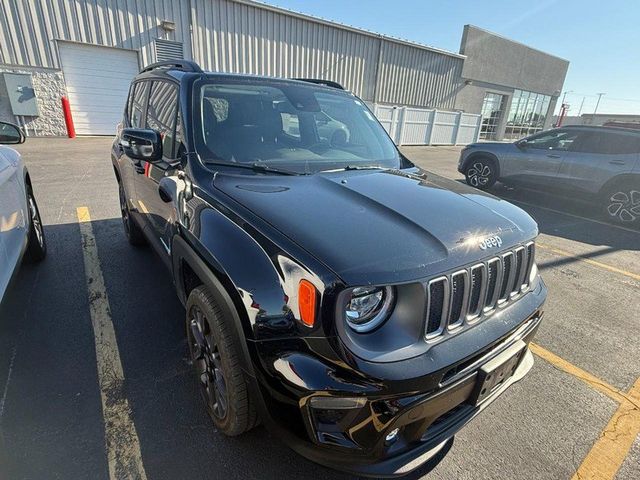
[0,121,46,305]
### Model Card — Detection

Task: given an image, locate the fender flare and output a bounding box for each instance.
[172,234,257,378]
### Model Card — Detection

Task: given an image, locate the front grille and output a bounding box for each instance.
[424,241,536,342]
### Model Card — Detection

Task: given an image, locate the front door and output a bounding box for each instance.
[133,80,182,267]
[507,128,580,187]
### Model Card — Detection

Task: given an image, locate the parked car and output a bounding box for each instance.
[458,126,640,225]
[112,61,546,477]
[0,121,46,305]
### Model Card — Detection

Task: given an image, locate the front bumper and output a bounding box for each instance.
[249,283,545,477]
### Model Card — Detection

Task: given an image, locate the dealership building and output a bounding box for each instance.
[0,0,569,143]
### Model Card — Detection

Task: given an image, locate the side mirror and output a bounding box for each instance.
[515,139,528,149]
[0,121,25,145]
[158,176,176,203]
[120,128,162,161]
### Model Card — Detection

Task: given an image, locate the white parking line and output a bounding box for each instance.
[77,207,148,480]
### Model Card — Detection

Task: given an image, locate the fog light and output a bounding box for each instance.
[385,428,400,444]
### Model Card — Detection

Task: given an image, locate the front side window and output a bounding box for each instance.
[525,129,579,151]
[194,80,400,174]
[146,81,179,159]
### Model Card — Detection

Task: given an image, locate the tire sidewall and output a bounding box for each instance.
[25,186,46,262]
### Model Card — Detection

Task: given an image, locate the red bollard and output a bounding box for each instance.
[61,96,76,138]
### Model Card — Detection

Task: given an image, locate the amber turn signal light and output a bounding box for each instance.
[298,280,317,327]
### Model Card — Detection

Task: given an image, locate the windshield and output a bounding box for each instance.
[194,80,400,174]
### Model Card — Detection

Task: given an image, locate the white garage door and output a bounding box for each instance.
[59,43,139,135]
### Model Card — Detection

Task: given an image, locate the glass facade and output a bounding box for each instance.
[504,89,552,140]
[479,93,506,140]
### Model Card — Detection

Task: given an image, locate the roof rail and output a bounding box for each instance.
[293,78,345,90]
[140,60,203,74]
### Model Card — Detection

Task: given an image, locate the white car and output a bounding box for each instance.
[0,121,46,305]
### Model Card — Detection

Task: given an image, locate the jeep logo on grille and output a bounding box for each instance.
[479,235,503,250]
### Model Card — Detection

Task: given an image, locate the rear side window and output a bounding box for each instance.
[572,131,640,155]
[146,81,179,159]
[129,82,150,128]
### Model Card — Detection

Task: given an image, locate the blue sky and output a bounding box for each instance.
[265,0,640,115]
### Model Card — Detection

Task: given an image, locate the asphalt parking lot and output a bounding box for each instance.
[1,138,638,480]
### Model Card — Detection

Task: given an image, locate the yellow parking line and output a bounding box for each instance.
[529,343,628,405]
[137,200,149,214]
[536,243,640,282]
[77,207,148,480]
[571,377,640,480]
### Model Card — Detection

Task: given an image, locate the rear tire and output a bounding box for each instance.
[186,286,259,436]
[24,185,46,262]
[602,181,640,226]
[464,157,497,190]
[118,181,146,246]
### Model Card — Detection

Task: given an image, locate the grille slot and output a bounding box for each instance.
[448,271,468,328]
[498,252,514,302]
[484,258,501,311]
[426,277,448,338]
[468,264,486,319]
[424,242,536,342]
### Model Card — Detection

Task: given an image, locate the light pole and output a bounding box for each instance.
[577,96,586,116]
[594,93,606,115]
[561,90,574,106]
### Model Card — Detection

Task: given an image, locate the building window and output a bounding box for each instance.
[504,89,552,140]
[480,93,506,140]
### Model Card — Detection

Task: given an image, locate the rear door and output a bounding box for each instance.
[133,80,182,266]
[507,128,580,187]
[558,130,639,194]
[117,80,150,219]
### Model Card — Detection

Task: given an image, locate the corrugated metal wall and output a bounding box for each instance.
[377,41,463,110]
[190,0,380,101]
[0,0,464,108]
[0,0,191,68]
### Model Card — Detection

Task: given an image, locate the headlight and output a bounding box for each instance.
[345,286,394,332]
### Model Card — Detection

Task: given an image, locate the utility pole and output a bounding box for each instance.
[561,90,573,106]
[577,96,586,116]
[594,93,606,115]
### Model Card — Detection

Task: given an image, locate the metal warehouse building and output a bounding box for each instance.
[0,0,568,143]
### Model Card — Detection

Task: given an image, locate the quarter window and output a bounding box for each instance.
[129,82,150,128]
[146,81,179,159]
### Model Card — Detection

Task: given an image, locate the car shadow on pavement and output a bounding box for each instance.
[459,181,640,252]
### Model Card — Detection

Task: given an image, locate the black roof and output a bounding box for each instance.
[137,60,347,91]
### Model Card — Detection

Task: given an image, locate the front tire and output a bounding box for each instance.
[603,181,640,226]
[24,185,46,262]
[464,157,497,190]
[186,286,258,436]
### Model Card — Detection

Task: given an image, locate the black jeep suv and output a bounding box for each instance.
[112,60,546,477]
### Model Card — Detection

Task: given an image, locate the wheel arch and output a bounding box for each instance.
[598,173,640,197]
[172,234,257,377]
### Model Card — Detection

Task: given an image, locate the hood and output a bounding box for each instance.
[213,169,538,285]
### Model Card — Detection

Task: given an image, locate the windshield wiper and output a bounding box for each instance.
[203,161,300,176]
[321,165,387,173]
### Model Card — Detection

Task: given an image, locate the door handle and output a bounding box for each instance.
[609,160,626,165]
[546,153,562,158]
